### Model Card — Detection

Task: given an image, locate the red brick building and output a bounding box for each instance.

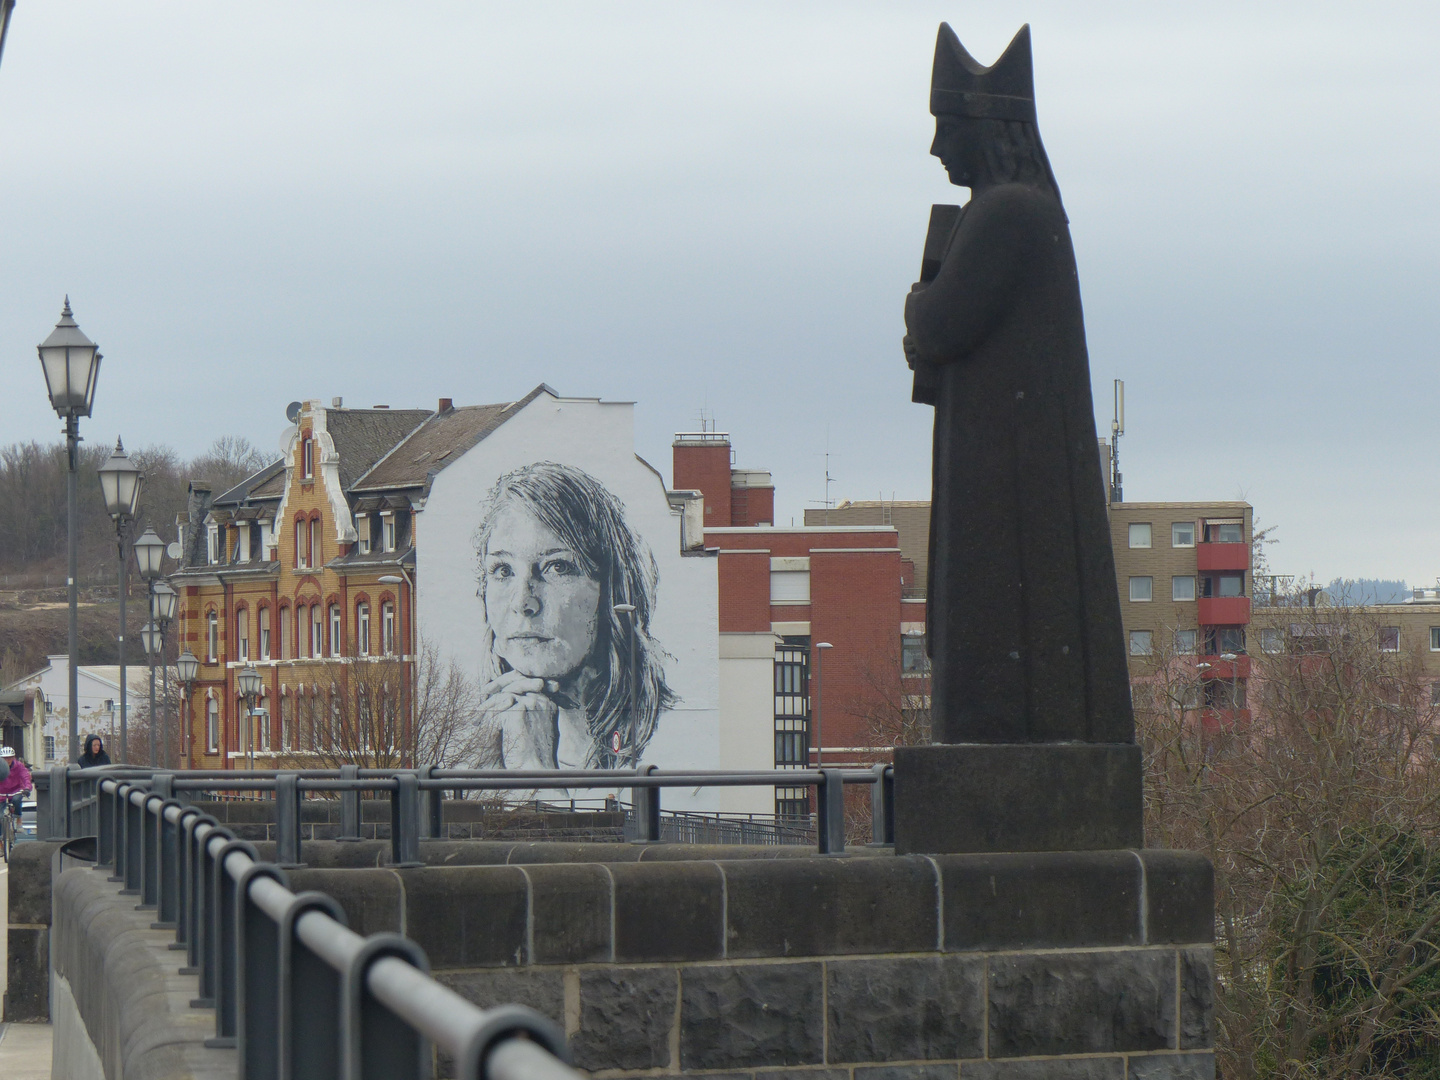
[673,433,927,816]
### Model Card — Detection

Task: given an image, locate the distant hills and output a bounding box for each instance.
[1321,578,1412,605]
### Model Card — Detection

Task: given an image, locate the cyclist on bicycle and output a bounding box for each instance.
[0,746,31,819]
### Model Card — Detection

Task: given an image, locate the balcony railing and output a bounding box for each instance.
[1197,596,1251,625]
[1195,542,1249,572]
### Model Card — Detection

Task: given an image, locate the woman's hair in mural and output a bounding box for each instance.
[474,461,676,768]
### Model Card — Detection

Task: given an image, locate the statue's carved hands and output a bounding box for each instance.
[481,670,560,769]
[902,334,920,371]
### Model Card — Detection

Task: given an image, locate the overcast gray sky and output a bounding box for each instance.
[2,2,1437,585]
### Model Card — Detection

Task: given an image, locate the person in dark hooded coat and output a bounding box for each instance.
[77,734,111,768]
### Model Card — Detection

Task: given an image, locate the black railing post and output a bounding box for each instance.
[419,764,444,839]
[275,772,304,867]
[205,837,261,1046]
[186,816,221,984]
[338,764,361,841]
[342,934,430,1080]
[97,779,116,868]
[156,799,184,928]
[192,824,231,1008]
[390,774,422,868]
[49,764,71,839]
[140,794,163,910]
[632,765,662,843]
[870,762,895,846]
[816,769,846,855]
[283,896,348,1080]
[123,789,145,896]
[172,806,203,953]
[235,863,289,1080]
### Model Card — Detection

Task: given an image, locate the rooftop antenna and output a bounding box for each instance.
[1110,378,1124,505]
[804,434,837,524]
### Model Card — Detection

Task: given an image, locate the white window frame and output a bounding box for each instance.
[207,611,218,663]
[1174,629,1197,655]
[1171,522,1195,548]
[381,512,396,553]
[357,602,370,657]
[1172,576,1196,602]
[382,602,396,655]
[302,436,313,479]
[1129,630,1153,656]
[279,607,290,660]
[1430,627,1440,652]
[295,519,306,569]
[357,514,371,555]
[207,524,220,565]
[207,697,219,753]
[238,526,251,563]
[259,608,271,661]
[1129,576,1153,603]
[237,609,249,663]
[329,605,342,657]
[1128,522,1152,549]
[311,606,323,658]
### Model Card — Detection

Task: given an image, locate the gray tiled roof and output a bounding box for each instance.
[325,409,433,490]
[352,385,552,491]
[213,459,286,507]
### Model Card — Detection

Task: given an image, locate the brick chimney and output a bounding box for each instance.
[672,433,732,527]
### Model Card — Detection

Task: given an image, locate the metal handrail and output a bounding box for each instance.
[40,761,898,1077]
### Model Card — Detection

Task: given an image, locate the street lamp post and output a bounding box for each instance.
[140,620,162,765]
[153,582,178,768]
[612,603,638,766]
[176,650,199,767]
[237,665,263,772]
[37,299,102,763]
[813,642,834,768]
[98,439,142,763]
[133,528,165,766]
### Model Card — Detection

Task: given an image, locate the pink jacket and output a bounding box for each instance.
[0,759,32,797]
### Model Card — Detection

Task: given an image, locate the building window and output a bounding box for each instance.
[207,698,219,752]
[1172,522,1195,547]
[308,519,318,567]
[1174,629,1197,654]
[1202,574,1245,598]
[775,788,809,820]
[295,519,306,569]
[382,602,396,655]
[280,695,293,751]
[1432,683,1440,707]
[328,605,341,657]
[1204,679,1246,710]
[278,607,290,659]
[901,634,929,675]
[774,640,809,790]
[1129,630,1153,656]
[1172,576,1196,602]
[356,602,370,656]
[238,526,250,563]
[357,514,371,555]
[775,731,806,766]
[302,435,313,479]
[312,605,323,658]
[259,608,271,661]
[1261,627,1284,654]
[382,514,396,553]
[1129,576,1153,602]
[1379,626,1400,653]
[44,735,55,762]
[1205,626,1247,655]
[1431,627,1440,652]
[207,611,218,663]
[770,571,810,603]
[1205,521,1243,544]
[1128,522,1152,549]
[207,524,220,565]
[237,609,249,663]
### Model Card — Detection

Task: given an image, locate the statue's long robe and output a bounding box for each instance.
[904,182,1133,744]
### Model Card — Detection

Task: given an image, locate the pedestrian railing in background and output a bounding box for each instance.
[37,761,895,1080]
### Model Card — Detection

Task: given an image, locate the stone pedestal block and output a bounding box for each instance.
[894,743,1143,854]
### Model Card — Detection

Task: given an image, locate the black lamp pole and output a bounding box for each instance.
[99,439,142,762]
[38,299,102,763]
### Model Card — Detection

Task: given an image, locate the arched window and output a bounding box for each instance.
[207,611,219,663]
[381,601,395,655]
[311,605,323,658]
[329,604,342,657]
[302,435,313,479]
[236,608,249,663]
[278,606,290,659]
[295,518,306,569]
[207,697,219,753]
[280,693,293,751]
[259,608,271,661]
[357,602,370,657]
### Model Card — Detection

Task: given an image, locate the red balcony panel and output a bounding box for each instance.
[1198,655,1250,680]
[1197,596,1250,625]
[1200,708,1251,733]
[1196,542,1249,572]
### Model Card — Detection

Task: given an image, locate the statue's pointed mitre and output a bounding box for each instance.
[930,22,1036,122]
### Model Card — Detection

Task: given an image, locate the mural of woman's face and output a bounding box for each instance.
[482,504,602,680]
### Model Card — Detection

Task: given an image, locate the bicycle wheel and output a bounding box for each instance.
[1,813,12,862]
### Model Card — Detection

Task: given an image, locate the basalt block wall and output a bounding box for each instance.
[37,841,1216,1079]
